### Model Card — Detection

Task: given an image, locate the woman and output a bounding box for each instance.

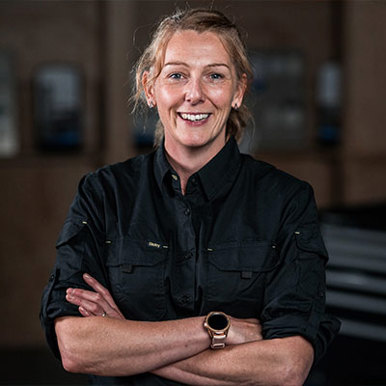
[40,8,340,385]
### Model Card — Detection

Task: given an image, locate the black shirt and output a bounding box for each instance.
[40,137,340,385]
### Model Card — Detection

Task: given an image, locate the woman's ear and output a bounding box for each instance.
[232,73,247,109]
[142,71,156,108]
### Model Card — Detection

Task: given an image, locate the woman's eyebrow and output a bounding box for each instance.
[206,63,230,70]
[164,62,230,70]
[164,61,188,67]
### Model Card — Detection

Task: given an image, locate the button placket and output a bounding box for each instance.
[185,251,193,260]
[170,196,196,311]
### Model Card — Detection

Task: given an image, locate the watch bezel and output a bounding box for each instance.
[204,311,231,335]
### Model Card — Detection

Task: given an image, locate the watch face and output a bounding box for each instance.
[208,313,228,330]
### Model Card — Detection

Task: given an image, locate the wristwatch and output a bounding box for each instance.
[203,311,231,349]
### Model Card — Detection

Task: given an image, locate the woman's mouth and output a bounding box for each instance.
[178,113,211,122]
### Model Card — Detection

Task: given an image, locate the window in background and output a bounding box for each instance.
[0,51,18,157]
[240,50,305,154]
[34,64,83,152]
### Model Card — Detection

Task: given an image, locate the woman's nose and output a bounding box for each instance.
[185,78,204,104]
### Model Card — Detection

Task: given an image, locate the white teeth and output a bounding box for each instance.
[180,113,209,122]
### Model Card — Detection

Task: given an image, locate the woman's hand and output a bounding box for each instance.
[66,273,125,320]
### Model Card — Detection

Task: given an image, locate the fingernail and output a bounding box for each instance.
[84,273,91,279]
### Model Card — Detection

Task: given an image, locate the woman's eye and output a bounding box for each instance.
[209,73,224,80]
[169,73,183,80]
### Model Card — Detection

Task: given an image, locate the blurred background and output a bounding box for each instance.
[0,0,385,384]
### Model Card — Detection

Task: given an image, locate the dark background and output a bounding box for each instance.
[0,1,385,384]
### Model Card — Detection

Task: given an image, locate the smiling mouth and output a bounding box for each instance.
[178,113,211,122]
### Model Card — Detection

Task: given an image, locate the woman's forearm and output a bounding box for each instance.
[55,315,210,377]
[59,275,264,380]
[152,336,314,386]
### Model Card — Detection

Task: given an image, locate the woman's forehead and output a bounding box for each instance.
[162,30,232,68]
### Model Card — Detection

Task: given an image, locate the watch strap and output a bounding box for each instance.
[210,333,227,349]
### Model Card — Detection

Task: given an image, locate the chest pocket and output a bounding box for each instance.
[105,237,168,321]
[206,241,279,318]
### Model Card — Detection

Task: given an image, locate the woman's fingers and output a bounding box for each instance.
[67,287,106,305]
[83,273,111,298]
[79,306,91,317]
[65,274,125,320]
[66,289,106,316]
[82,273,125,319]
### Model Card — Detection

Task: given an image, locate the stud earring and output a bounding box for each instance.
[148,101,154,108]
[233,103,239,111]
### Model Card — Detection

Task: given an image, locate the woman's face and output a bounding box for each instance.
[146,30,246,155]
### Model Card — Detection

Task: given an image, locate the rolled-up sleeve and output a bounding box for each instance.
[261,182,340,362]
[40,173,108,359]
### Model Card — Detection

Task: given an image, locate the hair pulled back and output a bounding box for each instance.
[133,8,253,146]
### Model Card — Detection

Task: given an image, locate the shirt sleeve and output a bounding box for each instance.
[39,173,108,359]
[260,181,340,363]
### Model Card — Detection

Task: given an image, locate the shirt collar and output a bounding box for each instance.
[154,141,172,193]
[196,137,241,200]
[153,137,242,201]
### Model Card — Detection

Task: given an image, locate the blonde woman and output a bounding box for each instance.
[41,8,340,386]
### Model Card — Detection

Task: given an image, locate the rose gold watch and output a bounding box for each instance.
[203,311,231,349]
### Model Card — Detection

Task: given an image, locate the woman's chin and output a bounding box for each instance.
[179,132,225,150]
[182,139,215,151]
[174,134,209,149]
[166,130,225,152]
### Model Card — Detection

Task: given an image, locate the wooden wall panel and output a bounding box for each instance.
[0,163,92,346]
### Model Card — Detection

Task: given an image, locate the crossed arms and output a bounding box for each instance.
[55,274,314,386]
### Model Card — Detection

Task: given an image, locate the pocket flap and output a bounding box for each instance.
[208,241,279,272]
[56,218,88,248]
[106,237,168,267]
[295,224,328,259]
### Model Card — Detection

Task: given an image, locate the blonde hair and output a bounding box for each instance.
[132,8,253,146]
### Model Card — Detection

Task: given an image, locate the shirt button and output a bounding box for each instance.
[184,208,191,216]
[178,295,191,305]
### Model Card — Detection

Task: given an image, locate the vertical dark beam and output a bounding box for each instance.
[95,0,107,168]
[329,0,345,207]
[102,0,136,165]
